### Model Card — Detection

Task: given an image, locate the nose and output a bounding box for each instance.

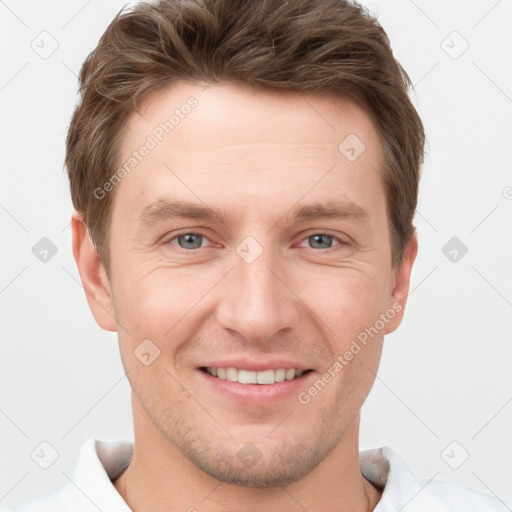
[215,242,300,344]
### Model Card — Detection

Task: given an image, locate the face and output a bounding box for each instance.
[81,82,416,486]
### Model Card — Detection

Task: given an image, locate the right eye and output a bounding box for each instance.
[166,232,211,250]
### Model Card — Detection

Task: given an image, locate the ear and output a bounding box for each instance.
[71,211,117,332]
[384,233,418,335]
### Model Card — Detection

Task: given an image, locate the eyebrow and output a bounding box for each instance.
[137,198,370,226]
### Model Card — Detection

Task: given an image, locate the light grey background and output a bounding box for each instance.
[1,0,511,509]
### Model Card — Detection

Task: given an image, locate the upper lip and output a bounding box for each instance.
[199,358,312,372]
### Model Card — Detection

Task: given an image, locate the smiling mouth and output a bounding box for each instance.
[200,367,313,385]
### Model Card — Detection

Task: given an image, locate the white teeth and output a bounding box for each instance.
[285,369,296,381]
[226,367,238,382]
[205,367,306,384]
[256,369,274,385]
[238,369,257,384]
[274,369,286,382]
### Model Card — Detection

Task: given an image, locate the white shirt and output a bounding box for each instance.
[9,438,510,511]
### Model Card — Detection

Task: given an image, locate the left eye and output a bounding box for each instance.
[299,233,345,250]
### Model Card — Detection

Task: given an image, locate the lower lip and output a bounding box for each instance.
[196,369,315,406]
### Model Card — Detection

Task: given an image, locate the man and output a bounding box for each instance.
[11,0,509,510]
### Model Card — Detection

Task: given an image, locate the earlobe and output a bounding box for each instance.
[71,212,117,332]
[384,234,418,335]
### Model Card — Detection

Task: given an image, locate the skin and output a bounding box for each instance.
[72,82,417,511]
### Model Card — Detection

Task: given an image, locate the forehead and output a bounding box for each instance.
[128,82,379,151]
[113,81,386,224]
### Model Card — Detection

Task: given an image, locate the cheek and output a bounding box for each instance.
[310,281,385,417]
[302,266,388,338]
[111,265,223,374]
[112,264,201,326]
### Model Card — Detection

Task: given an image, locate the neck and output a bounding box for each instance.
[113,396,382,512]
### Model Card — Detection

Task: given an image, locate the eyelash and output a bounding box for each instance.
[164,230,348,252]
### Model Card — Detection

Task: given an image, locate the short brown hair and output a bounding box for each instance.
[66,0,425,274]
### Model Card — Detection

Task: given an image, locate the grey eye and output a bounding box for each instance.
[176,233,204,249]
[308,234,334,249]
